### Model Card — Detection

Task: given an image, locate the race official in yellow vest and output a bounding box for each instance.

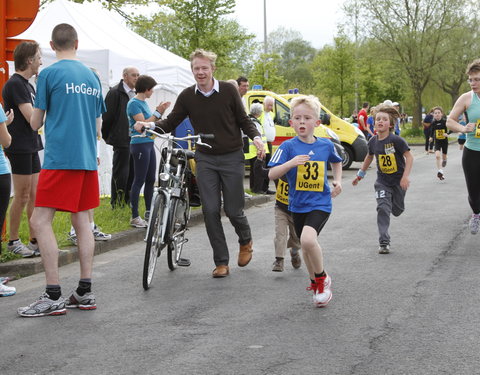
[247,103,271,194]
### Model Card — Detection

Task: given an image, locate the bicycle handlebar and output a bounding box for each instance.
[133,127,214,148]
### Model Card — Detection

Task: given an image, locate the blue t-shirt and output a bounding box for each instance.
[127,98,154,144]
[0,106,11,175]
[35,59,105,170]
[268,136,342,213]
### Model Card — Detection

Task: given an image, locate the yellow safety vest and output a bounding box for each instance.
[244,117,269,160]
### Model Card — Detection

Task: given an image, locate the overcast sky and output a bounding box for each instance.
[231,0,347,49]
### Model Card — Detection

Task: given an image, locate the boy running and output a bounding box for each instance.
[352,105,413,254]
[268,95,342,307]
[428,106,450,180]
[17,24,105,317]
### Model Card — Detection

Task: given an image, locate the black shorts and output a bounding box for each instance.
[292,210,330,239]
[5,152,41,175]
[434,139,448,154]
[458,138,466,145]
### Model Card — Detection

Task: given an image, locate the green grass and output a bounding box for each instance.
[401,123,425,144]
[0,197,145,263]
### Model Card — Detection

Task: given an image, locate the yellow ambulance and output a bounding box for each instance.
[244,90,367,169]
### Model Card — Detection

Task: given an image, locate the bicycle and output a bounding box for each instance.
[135,128,213,290]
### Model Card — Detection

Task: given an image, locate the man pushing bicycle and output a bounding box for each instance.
[135,49,265,278]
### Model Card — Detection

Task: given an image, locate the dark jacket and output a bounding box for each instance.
[102,80,131,147]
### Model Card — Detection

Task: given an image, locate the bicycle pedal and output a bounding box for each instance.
[177,258,191,267]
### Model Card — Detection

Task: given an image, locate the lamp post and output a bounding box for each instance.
[263,0,268,81]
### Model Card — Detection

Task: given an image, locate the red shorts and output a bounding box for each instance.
[35,170,99,213]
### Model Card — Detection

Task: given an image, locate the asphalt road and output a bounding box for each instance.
[1,144,479,375]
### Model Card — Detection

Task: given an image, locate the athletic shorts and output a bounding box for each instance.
[292,210,330,239]
[434,139,448,154]
[35,169,99,213]
[5,152,41,175]
[458,138,466,145]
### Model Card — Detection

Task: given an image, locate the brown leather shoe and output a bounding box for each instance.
[238,240,253,267]
[212,265,229,278]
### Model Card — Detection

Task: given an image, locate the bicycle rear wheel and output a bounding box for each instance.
[167,192,190,270]
[143,193,165,290]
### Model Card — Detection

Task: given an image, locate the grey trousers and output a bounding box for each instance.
[374,181,406,245]
[195,149,252,266]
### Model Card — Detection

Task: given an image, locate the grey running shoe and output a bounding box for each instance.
[469,214,480,235]
[379,244,390,254]
[65,290,97,310]
[130,216,148,228]
[7,240,35,258]
[272,258,284,272]
[27,241,41,256]
[0,283,16,297]
[290,248,301,269]
[17,293,66,317]
[442,159,447,167]
[93,225,111,241]
[67,231,78,246]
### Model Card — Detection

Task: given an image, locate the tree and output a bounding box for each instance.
[279,39,316,92]
[311,33,355,117]
[347,0,476,128]
[248,53,285,92]
[266,27,303,55]
[430,21,480,106]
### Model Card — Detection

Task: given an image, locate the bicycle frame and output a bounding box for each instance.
[137,128,213,289]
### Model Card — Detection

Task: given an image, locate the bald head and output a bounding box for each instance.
[123,66,140,89]
[264,96,274,112]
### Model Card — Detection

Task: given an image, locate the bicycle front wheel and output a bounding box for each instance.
[143,193,165,290]
[167,192,190,270]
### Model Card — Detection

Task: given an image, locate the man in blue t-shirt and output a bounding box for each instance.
[18,23,106,318]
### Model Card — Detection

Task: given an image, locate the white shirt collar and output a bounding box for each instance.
[123,81,135,94]
[195,78,219,97]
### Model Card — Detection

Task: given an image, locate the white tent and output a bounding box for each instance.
[13,0,194,99]
[10,0,195,196]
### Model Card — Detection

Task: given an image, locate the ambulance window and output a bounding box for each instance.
[274,101,290,127]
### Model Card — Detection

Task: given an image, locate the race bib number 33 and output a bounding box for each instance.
[296,161,325,191]
[378,154,398,174]
[475,120,480,138]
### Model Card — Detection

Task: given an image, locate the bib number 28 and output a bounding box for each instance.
[378,154,397,174]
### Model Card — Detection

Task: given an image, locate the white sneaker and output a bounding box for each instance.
[27,241,41,256]
[130,216,148,228]
[7,240,35,258]
[469,214,480,235]
[93,225,112,241]
[67,231,78,246]
[0,283,16,297]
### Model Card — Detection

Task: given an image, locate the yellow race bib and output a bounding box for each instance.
[296,161,325,192]
[275,179,289,205]
[436,129,445,139]
[378,154,398,174]
[475,120,480,138]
